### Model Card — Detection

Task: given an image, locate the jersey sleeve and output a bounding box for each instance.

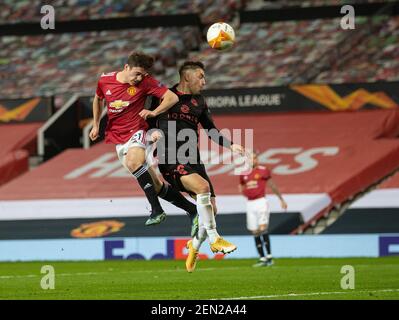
[143,76,168,99]
[199,103,232,148]
[95,78,105,99]
[263,168,271,180]
[145,96,160,129]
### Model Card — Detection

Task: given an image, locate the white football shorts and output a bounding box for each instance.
[116,129,155,170]
[246,197,271,231]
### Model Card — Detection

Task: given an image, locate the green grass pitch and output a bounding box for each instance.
[1,257,398,300]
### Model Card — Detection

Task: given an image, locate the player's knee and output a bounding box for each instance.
[195,182,210,195]
[153,179,163,194]
[125,158,145,172]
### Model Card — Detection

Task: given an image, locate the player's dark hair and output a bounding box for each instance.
[179,61,205,78]
[127,51,155,70]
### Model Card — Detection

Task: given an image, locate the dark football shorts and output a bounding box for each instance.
[158,162,216,198]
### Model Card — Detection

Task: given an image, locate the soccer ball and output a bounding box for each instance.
[206,22,235,50]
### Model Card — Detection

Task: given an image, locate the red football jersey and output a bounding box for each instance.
[239,165,271,200]
[96,71,168,144]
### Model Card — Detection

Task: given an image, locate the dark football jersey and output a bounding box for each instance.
[150,84,232,165]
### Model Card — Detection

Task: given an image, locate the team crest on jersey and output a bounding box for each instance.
[254,174,261,180]
[127,86,136,96]
[110,100,129,109]
[191,98,198,106]
[181,104,190,114]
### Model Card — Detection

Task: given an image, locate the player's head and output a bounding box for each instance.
[178,61,205,94]
[123,51,154,85]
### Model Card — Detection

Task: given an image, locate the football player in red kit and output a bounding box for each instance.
[239,151,287,267]
[90,52,198,233]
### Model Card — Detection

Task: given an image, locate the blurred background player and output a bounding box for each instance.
[90,51,198,232]
[239,150,288,267]
[150,61,246,272]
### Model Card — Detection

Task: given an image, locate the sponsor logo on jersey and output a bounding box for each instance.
[246,180,259,189]
[180,104,190,114]
[106,89,112,95]
[255,174,261,180]
[101,71,116,77]
[71,220,125,238]
[169,112,198,123]
[109,100,129,109]
[127,86,136,96]
[176,164,188,175]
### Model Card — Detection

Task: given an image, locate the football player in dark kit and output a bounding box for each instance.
[148,61,246,272]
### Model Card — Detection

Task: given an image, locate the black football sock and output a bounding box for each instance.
[254,236,265,258]
[132,165,163,215]
[158,183,197,220]
[262,233,272,256]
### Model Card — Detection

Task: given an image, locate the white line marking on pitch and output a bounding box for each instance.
[216,288,399,300]
[0,267,224,279]
[1,264,397,280]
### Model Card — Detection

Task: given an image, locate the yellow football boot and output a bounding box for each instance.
[210,237,237,254]
[185,240,199,273]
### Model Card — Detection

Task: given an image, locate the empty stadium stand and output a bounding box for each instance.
[1,109,398,238]
[0,27,200,99]
[246,0,396,9]
[0,0,399,98]
[322,170,399,234]
[2,12,398,98]
[0,123,40,186]
[0,0,243,25]
[315,15,399,83]
[186,18,348,88]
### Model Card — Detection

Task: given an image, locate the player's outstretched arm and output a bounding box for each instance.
[199,106,238,149]
[89,94,103,141]
[267,178,288,210]
[200,111,246,156]
[139,90,178,120]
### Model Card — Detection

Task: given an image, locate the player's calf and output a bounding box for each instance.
[157,183,199,236]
